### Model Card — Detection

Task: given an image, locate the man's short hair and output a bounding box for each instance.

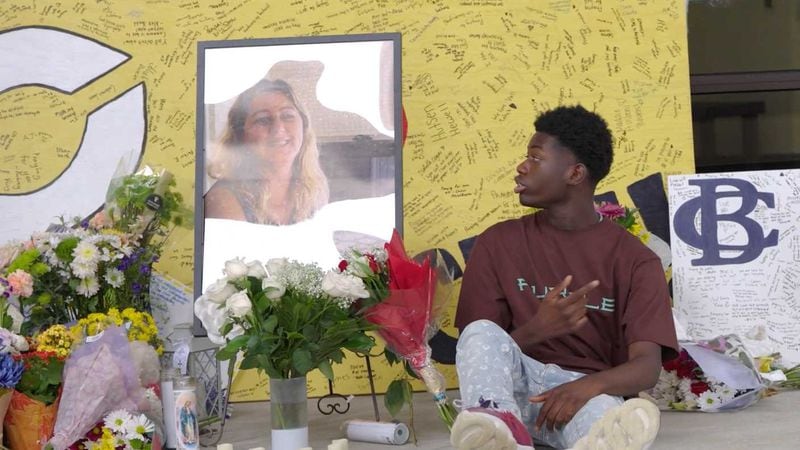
[534,105,613,184]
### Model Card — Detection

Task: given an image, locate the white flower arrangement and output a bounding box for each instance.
[195,257,375,379]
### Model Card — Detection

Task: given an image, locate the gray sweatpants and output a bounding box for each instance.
[455,320,623,449]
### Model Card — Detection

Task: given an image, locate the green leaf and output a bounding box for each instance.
[344,334,374,352]
[216,341,242,361]
[318,359,334,380]
[385,379,410,418]
[384,348,401,365]
[291,349,314,375]
[262,315,278,333]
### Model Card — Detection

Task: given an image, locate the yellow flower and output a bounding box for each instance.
[98,428,116,450]
[757,356,775,373]
[35,324,74,357]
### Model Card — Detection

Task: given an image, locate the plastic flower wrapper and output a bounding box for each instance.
[48,325,147,450]
[358,230,457,429]
[641,334,766,412]
[103,160,191,242]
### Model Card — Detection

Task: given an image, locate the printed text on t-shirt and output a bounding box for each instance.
[515,278,615,312]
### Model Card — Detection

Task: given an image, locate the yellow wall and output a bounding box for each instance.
[1,0,694,402]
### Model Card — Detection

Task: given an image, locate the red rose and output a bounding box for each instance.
[338,259,348,272]
[367,254,379,273]
[690,381,710,396]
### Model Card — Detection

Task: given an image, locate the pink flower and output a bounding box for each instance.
[88,210,110,229]
[7,269,33,298]
[595,202,626,220]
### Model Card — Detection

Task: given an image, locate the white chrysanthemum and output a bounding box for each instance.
[104,409,133,434]
[73,240,100,264]
[698,390,722,411]
[119,243,133,256]
[660,369,680,388]
[104,268,125,288]
[677,378,693,399]
[125,413,154,442]
[76,276,100,297]
[71,259,98,279]
[716,385,736,403]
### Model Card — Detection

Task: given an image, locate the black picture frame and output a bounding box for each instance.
[193,33,403,334]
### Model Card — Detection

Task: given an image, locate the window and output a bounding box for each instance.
[687,0,800,172]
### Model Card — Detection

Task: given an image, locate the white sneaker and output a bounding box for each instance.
[571,398,660,450]
[450,407,535,450]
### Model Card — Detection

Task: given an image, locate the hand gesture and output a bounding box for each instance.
[514,275,598,345]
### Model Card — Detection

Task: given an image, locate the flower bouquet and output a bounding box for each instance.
[47,325,151,450]
[70,409,157,450]
[336,230,458,429]
[195,257,375,379]
[195,258,375,450]
[641,334,765,412]
[1,164,188,334]
[4,350,65,449]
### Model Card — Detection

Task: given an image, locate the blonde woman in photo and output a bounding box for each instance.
[205,78,329,225]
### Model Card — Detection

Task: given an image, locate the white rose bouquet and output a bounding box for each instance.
[194,258,375,379]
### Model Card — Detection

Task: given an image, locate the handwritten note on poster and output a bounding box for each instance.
[669,169,800,366]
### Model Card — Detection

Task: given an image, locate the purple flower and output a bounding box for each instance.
[0,353,23,389]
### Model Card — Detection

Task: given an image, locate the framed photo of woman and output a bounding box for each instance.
[193,33,402,311]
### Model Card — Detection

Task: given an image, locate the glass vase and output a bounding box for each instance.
[270,376,308,450]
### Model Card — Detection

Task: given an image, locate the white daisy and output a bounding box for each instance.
[104,409,133,434]
[125,413,154,442]
[104,268,125,288]
[716,385,736,403]
[71,259,98,279]
[73,240,100,264]
[76,276,100,297]
[698,390,722,411]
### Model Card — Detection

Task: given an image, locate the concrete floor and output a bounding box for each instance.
[208,389,800,449]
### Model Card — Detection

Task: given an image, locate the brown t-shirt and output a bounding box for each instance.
[455,211,679,374]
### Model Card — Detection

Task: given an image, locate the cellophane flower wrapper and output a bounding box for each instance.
[48,326,146,450]
[105,163,175,237]
[642,333,766,413]
[4,389,60,450]
[364,230,457,427]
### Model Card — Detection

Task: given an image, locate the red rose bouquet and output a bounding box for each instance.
[336,230,457,429]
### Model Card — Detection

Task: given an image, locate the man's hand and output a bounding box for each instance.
[529,376,601,431]
[511,275,598,347]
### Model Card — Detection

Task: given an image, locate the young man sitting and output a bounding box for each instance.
[450,105,678,450]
